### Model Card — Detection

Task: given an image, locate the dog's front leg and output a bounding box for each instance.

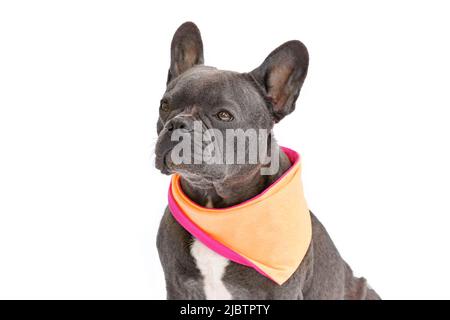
[222,261,307,300]
[164,275,206,300]
[158,208,207,299]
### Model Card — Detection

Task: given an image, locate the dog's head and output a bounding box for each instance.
[155,22,309,186]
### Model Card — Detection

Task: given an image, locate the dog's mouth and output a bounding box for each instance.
[156,148,203,176]
[155,150,173,175]
[155,146,222,181]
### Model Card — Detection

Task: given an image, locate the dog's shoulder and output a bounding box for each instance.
[157,207,200,273]
[157,207,192,257]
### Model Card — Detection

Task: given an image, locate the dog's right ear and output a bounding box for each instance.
[167,22,204,84]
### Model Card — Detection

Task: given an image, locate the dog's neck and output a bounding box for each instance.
[179,147,292,208]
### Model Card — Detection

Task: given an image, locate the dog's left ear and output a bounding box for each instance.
[167,22,204,84]
[250,41,309,122]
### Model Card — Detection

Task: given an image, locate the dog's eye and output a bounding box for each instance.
[216,110,234,122]
[160,100,170,112]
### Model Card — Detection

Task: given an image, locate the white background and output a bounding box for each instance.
[0,0,449,299]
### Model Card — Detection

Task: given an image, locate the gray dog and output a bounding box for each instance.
[155,22,380,300]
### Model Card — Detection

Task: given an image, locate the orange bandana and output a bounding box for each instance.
[168,147,312,285]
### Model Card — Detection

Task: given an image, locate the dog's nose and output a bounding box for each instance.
[166,118,191,132]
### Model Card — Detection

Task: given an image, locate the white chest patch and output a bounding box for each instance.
[190,239,232,300]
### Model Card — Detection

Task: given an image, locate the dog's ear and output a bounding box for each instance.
[250,41,309,122]
[167,22,204,84]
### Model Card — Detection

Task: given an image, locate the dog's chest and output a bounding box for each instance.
[189,197,232,300]
[190,239,232,300]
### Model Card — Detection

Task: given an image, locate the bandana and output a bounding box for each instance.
[167,147,312,285]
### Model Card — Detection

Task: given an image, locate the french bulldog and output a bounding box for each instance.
[155,22,380,300]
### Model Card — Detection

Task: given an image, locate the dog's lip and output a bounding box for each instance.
[163,151,172,169]
[155,149,173,175]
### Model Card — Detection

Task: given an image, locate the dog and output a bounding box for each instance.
[155,21,380,300]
